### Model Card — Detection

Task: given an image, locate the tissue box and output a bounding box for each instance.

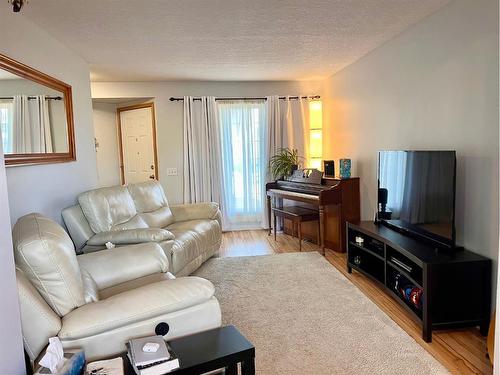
[35,349,85,375]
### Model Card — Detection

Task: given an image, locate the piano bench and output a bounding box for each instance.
[271,206,320,252]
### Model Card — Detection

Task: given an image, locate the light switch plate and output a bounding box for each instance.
[167,168,178,176]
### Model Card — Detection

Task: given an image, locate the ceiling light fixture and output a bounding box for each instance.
[9,0,27,13]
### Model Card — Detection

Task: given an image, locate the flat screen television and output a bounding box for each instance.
[377,150,456,249]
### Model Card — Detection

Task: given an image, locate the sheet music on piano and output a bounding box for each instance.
[288,168,323,184]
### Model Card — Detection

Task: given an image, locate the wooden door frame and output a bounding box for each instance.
[116,102,159,185]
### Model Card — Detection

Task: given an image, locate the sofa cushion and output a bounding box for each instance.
[167,219,221,274]
[139,207,175,229]
[128,181,175,228]
[59,298,221,361]
[77,243,169,290]
[78,186,148,233]
[13,213,86,317]
[59,277,215,340]
[98,272,172,299]
[170,202,220,223]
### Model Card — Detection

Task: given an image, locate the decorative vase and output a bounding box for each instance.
[339,159,351,179]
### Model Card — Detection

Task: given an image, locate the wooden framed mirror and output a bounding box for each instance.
[0,53,75,166]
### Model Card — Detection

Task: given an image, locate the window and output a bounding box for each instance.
[218,100,267,230]
[309,100,322,170]
[0,100,13,153]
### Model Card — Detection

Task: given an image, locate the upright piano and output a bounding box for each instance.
[266,169,360,253]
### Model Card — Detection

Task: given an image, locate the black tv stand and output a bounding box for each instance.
[347,221,491,342]
[377,218,456,252]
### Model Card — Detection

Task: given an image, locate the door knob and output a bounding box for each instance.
[149,175,155,179]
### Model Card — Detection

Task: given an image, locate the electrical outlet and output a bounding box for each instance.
[166,168,178,176]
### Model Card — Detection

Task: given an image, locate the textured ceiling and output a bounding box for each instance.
[21,0,450,81]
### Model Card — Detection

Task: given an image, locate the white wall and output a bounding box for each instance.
[0,11,100,372]
[92,80,324,203]
[0,142,24,374]
[1,12,98,224]
[92,102,121,187]
[323,0,498,290]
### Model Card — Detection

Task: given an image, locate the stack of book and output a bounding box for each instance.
[126,335,180,375]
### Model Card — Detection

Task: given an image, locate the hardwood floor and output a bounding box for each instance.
[219,230,492,375]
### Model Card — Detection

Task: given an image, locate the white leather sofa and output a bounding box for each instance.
[62,180,221,276]
[14,213,222,362]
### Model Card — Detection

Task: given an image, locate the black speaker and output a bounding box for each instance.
[376,188,392,221]
[378,188,388,212]
[323,160,335,177]
[155,322,170,336]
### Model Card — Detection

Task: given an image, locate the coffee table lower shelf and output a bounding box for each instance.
[123,325,255,375]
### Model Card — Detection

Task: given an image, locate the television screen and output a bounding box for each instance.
[377,150,456,247]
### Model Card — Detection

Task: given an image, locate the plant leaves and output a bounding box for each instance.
[268,148,304,180]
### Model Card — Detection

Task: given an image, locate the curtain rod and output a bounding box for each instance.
[0,96,63,101]
[169,95,320,102]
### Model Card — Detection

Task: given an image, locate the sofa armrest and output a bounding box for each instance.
[86,228,174,246]
[170,202,221,223]
[77,243,168,290]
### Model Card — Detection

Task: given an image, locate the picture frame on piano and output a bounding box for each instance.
[323,160,335,178]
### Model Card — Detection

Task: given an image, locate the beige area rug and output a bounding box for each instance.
[194,252,449,375]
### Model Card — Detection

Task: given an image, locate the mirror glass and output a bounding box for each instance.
[0,53,75,166]
[0,70,68,154]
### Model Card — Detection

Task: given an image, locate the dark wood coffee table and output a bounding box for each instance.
[123,325,255,375]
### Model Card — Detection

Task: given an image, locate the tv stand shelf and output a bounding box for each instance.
[347,221,491,342]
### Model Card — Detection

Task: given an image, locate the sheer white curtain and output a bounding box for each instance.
[0,100,14,153]
[218,100,267,230]
[183,96,223,206]
[12,95,53,153]
[183,95,312,231]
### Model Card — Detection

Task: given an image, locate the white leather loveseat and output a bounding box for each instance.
[62,181,222,276]
[14,213,221,362]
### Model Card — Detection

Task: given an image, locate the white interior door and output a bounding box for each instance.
[119,105,157,184]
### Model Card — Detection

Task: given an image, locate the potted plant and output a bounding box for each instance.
[269,148,302,180]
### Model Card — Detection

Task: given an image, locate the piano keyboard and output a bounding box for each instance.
[268,188,319,201]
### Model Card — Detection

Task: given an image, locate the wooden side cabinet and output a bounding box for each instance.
[347,221,491,342]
